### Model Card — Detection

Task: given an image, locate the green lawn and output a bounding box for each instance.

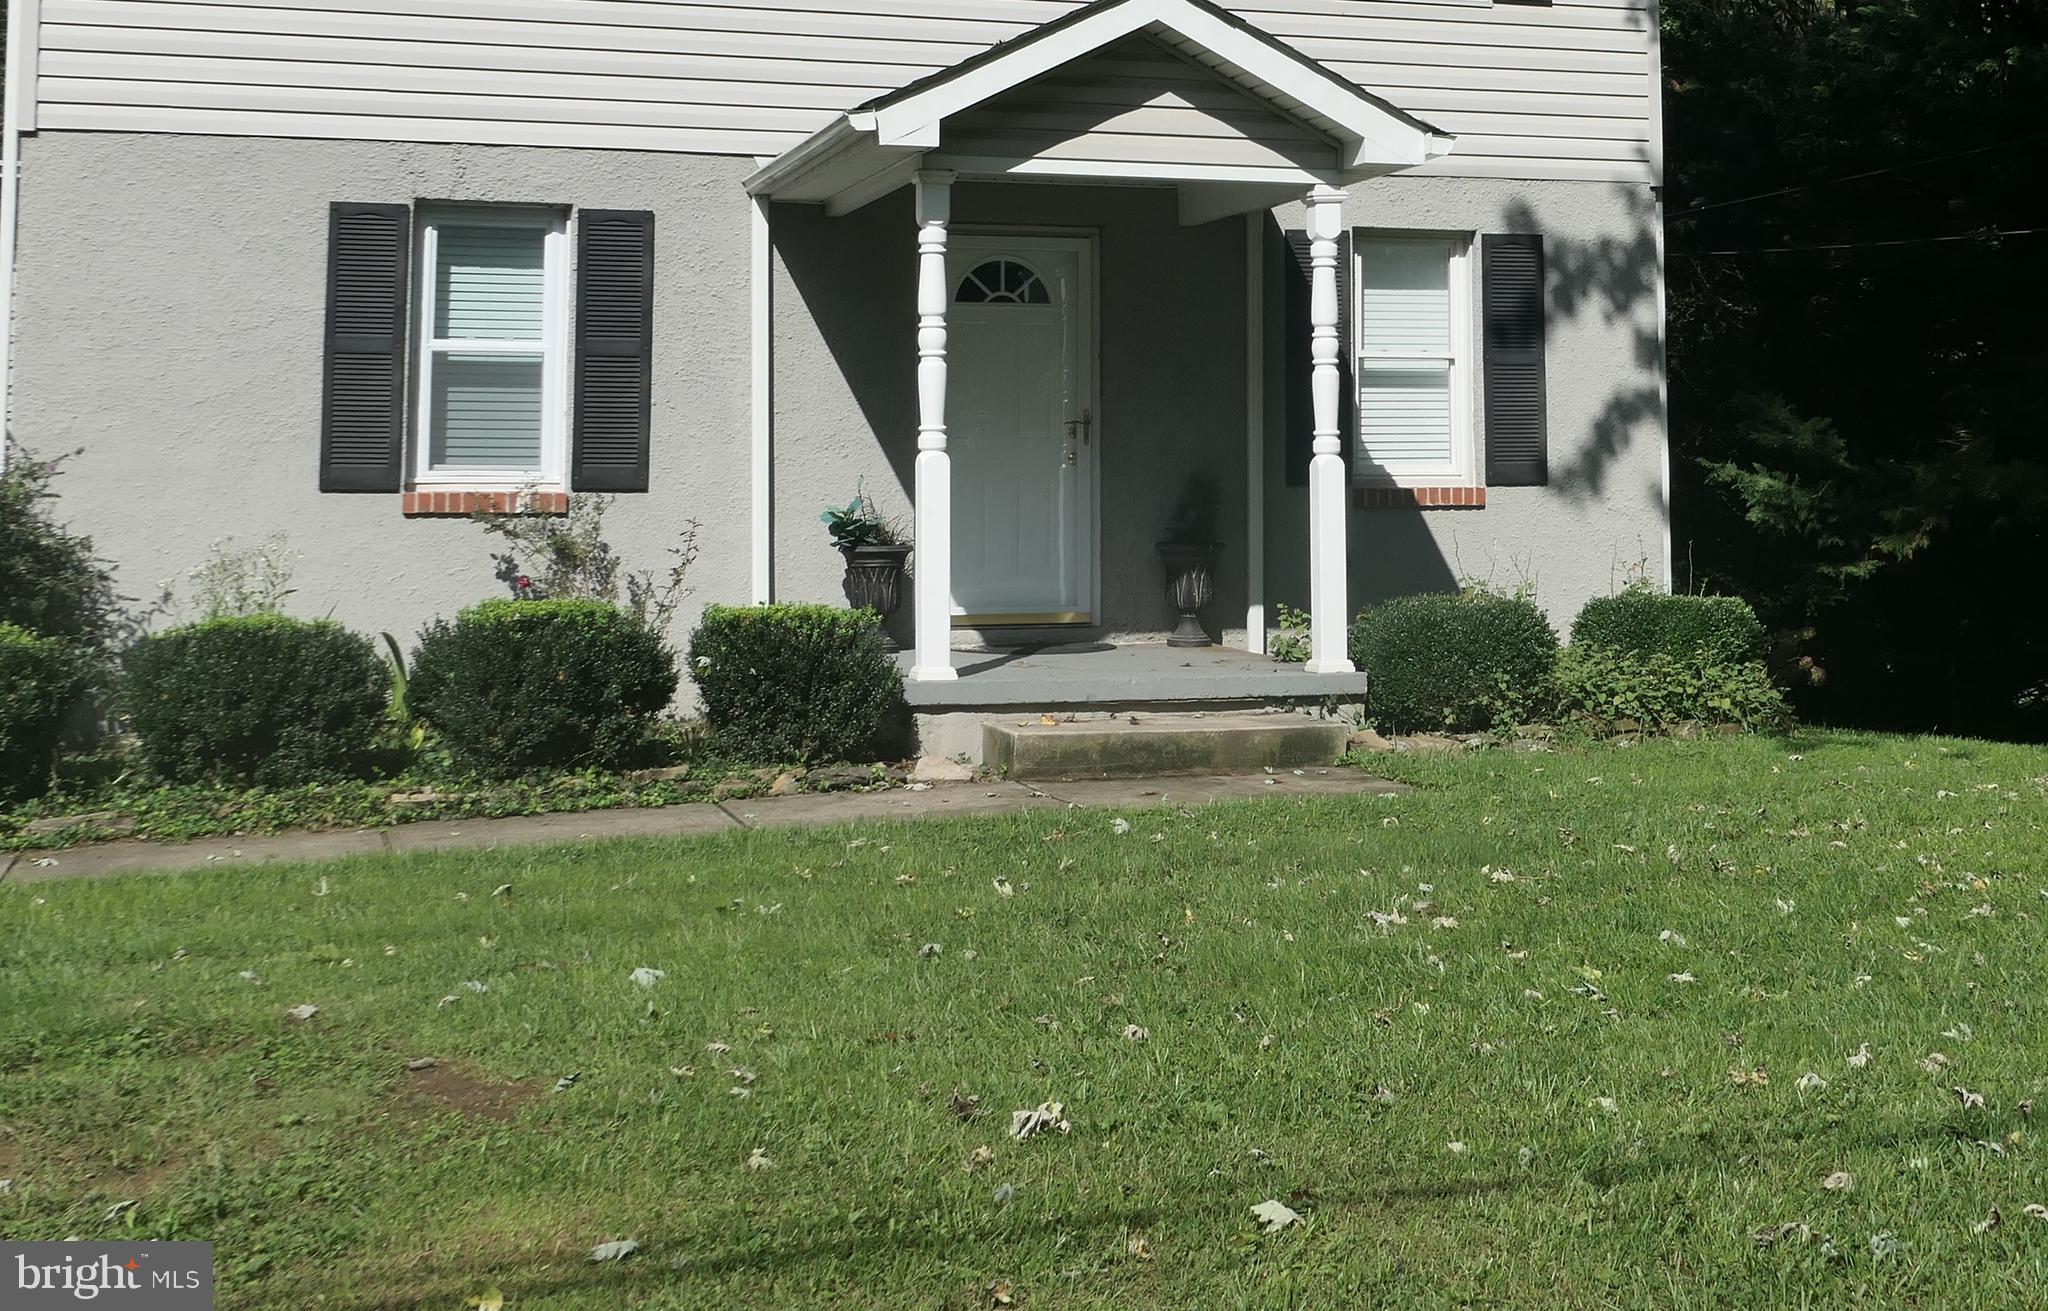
[4,731,2046,1308]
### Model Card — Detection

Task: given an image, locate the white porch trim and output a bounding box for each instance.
[743,0,1454,219]
[909,170,958,682]
[1303,185,1354,674]
[749,192,773,604]
[1244,209,1266,655]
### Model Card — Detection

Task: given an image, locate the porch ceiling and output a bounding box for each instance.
[744,0,1454,224]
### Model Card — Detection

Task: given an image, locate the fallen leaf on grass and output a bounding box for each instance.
[552,1073,580,1094]
[745,1148,774,1171]
[1250,1199,1302,1234]
[466,1289,504,1311]
[1668,972,1697,984]
[1122,1024,1150,1043]
[993,1182,1016,1205]
[1010,1101,1071,1140]
[2023,1204,2048,1222]
[964,1145,995,1172]
[918,942,944,959]
[102,1200,136,1223]
[1796,1072,1828,1094]
[1955,1086,1986,1111]
[588,1239,638,1263]
[705,1041,732,1055]
[1848,1044,1873,1069]
[1112,818,1131,835]
[1728,1066,1769,1088]
[1127,1232,1152,1260]
[1821,1171,1854,1193]
[1922,1052,1950,1074]
[237,971,263,985]
[630,967,666,989]
[1973,1208,2001,1236]
[1753,1221,1815,1248]
[284,1004,319,1023]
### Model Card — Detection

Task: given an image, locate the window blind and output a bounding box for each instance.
[1357,239,1457,474]
[434,224,545,341]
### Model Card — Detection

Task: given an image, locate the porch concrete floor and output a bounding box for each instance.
[897,642,1369,708]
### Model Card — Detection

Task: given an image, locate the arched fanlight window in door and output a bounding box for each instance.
[954,258,1052,305]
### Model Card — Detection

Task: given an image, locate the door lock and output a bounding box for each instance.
[1063,410,1092,445]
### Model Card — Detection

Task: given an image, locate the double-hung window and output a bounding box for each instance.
[412,207,569,487]
[1353,236,1474,485]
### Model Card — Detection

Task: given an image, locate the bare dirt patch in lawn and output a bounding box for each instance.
[396,1061,542,1123]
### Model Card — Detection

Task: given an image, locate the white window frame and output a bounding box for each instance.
[411,205,571,489]
[1350,232,1476,488]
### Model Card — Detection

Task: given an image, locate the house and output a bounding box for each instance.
[0,0,1668,703]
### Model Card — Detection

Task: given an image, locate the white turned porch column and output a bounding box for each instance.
[1303,185,1355,674]
[910,170,958,681]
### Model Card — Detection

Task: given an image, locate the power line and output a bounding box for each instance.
[1666,131,2048,220]
[1671,225,2048,257]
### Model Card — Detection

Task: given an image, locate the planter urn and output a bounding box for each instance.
[1157,540,1222,648]
[841,542,913,650]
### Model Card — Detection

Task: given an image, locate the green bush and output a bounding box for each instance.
[0,623,90,801]
[1,444,121,648]
[1348,591,1560,733]
[688,604,903,763]
[409,599,678,775]
[1554,643,1790,733]
[1570,590,1768,665]
[125,615,390,785]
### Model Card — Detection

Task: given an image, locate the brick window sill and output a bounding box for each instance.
[402,489,569,517]
[1353,485,1486,510]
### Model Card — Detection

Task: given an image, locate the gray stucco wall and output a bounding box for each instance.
[8,132,755,656]
[9,131,1665,673]
[1266,177,1669,632]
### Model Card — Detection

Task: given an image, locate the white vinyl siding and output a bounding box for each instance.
[33,0,1659,184]
[1353,235,1472,484]
[413,209,568,485]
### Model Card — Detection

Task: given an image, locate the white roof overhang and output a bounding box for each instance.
[745,0,1454,223]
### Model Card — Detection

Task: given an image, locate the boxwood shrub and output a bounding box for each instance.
[1554,643,1790,734]
[409,599,677,775]
[1570,590,1768,664]
[1563,590,1786,731]
[0,623,90,801]
[1348,591,1559,733]
[689,604,903,763]
[125,615,389,785]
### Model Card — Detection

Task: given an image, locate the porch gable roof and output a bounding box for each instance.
[745,0,1455,217]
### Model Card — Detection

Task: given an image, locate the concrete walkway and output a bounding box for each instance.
[0,771,1404,884]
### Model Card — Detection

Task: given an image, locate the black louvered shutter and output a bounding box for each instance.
[572,210,655,492]
[1481,234,1548,486]
[1282,229,1353,486]
[319,203,410,492]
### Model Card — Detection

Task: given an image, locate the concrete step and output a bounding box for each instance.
[984,712,1350,780]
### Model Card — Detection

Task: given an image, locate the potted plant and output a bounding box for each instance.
[822,484,911,650]
[1157,473,1223,648]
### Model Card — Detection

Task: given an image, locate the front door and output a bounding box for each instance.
[946,235,1095,625]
